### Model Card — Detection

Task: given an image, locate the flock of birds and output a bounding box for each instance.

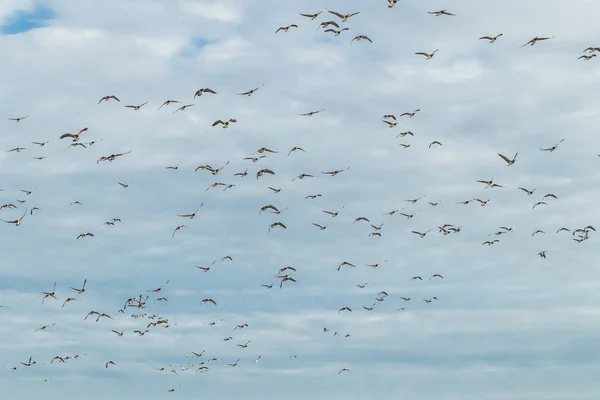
[1,1,598,396]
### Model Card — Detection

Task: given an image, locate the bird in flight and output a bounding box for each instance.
[300,11,323,20]
[328,11,360,22]
[7,115,30,122]
[428,9,455,16]
[2,209,27,226]
[520,36,554,47]
[498,152,518,166]
[276,24,298,34]
[157,100,181,110]
[238,83,264,96]
[177,204,203,219]
[540,139,564,152]
[479,33,503,43]
[299,109,324,116]
[124,102,148,110]
[351,35,373,44]
[415,50,439,59]
[98,95,120,104]
[194,88,217,98]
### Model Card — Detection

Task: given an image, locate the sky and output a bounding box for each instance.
[1,0,600,399]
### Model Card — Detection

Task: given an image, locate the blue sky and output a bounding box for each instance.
[0,4,55,35]
[1,0,600,399]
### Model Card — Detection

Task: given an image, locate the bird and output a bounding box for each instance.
[428,9,455,16]
[157,100,181,110]
[172,225,187,238]
[194,88,217,98]
[411,230,431,238]
[324,28,349,36]
[299,109,324,116]
[70,279,87,294]
[540,139,564,152]
[479,33,503,43]
[212,118,237,128]
[521,36,554,47]
[173,104,194,113]
[429,141,442,148]
[2,209,27,226]
[498,152,518,166]
[269,222,287,232]
[124,102,148,110]
[238,83,264,96]
[98,95,119,104]
[351,35,373,44]
[7,115,30,122]
[276,24,298,34]
[518,187,536,196]
[256,169,275,179]
[577,53,597,61]
[300,11,323,20]
[415,50,438,59]
[177,205,203,219]
[328,11,360,22]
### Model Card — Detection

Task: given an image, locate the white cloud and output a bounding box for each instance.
[1,0,600,399]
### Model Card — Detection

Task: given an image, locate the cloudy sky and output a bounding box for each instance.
[1,0,600,398]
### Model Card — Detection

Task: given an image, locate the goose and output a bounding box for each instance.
[479,33,503,43]
[428,9,455,16]
[415,50,438,59]
[328,11,360,22]
[276,24,298,34]
[520,36,554,47]
[98,95,119,104]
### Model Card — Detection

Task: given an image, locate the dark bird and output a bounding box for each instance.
[238,83,264,96]
[300,11,323,20]
[415,50,438,59]
[479,33,503,43]
[98,95,120,104]
[498,152,518,166]
[520,36,554,47]
[351,35,373,44]
[194,88,217,98]
[428,9,455,16]
[124,102,148,110]
[8,115,30,122]
[328,11,360,22]
[276,24,298,33]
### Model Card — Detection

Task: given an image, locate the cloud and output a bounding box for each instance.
[1,0,600,399]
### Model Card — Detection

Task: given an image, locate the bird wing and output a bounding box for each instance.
[498,153,511,164]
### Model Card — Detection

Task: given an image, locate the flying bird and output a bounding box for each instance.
[415,50,438,59]
[194,88,217,98]
[238,83,264,96]
[300,11,323,20]
[124,102,148,110]
[498,152,518,166]
[276,24,298,33]
[328,11,360,22]
[427,9,455,16]
[7,115,30,122]
[351,35,373,44]
[98,95,120,104]
[479,33,503,43]
[520,36,554,47]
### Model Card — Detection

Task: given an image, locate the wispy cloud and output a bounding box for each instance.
[1,0,600,399]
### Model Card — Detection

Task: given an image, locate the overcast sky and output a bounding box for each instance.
[1,0,600,399]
